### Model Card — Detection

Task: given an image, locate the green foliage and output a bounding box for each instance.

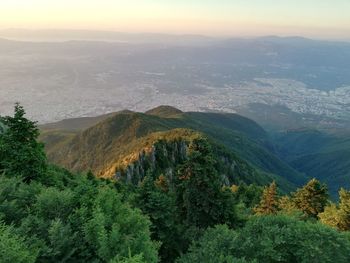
[231,183,263,209]
[176,138,239,229]
[0,176,42,225]
[179,216,350,263]
[136,175,180,262]
[0,106,159,263]
[239,215,350,262]
[84,186,158,263]
[273,129,350,197]
[0,103,47,182]
[34,187,75,220]
[278,195,303,218]
[111,251,146,263]
[47,219,76,261]
[0,171,159,262]
[292,178,328,218]
[176,225,255,263]
[129,138,245,262]
[0,222,38,263]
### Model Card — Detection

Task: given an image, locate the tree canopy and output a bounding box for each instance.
[0,103,47,182]
[178,216,350,263]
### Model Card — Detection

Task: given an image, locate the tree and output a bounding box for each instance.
[318,203,340,229]
[0,106,159,262]
[0,223,38,263]
[83,187,158,263]
[338,188,350,230]
[179,216,350,263]
[176,138,238,229]
[0,103,47,182]
[232,184,263,209]
[319,188,350,231]
[292,178,328,218]
[254,181,279,215]
[137,175,180,262]
[176,225,253,263]
[278,195,303,218]
[236,215,350,263]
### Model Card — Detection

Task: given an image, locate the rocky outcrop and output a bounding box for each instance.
[0,121,7,134]
[115,139,188,185]
[114,137,259,188]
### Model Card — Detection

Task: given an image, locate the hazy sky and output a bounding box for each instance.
[1,0,350,39]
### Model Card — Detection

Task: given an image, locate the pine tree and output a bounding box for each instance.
[254,181,279,215]
[292,178,328,218]
[176,137,238,229]
[0,103,47,182]
[319,203,340,229]
[319,188,350,231]
[338,188,350,230]
[137,175,180,262]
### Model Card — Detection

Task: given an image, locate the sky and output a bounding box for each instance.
[0,0,350,39]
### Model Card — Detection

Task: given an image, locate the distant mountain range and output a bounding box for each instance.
[0,29,217,45]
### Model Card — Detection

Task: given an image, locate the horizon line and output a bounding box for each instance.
[0,28,350,43]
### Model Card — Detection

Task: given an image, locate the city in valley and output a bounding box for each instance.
[1,34,350,127]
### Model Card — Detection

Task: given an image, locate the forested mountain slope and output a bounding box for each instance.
[273,129,350,197]
[41,106,304,191]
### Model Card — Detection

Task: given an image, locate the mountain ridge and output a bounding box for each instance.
[40,106,304,191]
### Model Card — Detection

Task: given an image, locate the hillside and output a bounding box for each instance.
[41,106,304,191]
[273,129,350,197]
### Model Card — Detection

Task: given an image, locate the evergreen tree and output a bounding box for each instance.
[292,178,328,218]
[319,188,350,231]
[0,103,47,182]
[318,203,340,229]
[83,187,158,262]
[0,223,38,263]
[278,195,302,217]
[178,216,350,263]
[254,181,279,215]
[137,175,180,262]
[338,188,350,230]
[176,137,238,229]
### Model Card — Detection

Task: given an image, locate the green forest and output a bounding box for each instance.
[1,104,350,263]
